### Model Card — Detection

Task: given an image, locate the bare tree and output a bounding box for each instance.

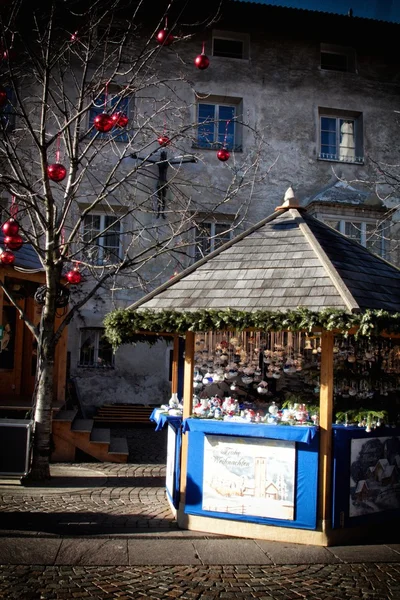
[0,0,267,478]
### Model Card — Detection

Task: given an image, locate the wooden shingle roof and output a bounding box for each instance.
[129,200,400,315]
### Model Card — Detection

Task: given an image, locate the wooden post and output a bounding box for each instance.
[318,330,334,532]
[171,335,179,394]
[179,330,195,509]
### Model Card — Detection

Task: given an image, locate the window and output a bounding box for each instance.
[88,90,132,142]
[78,328,114,368]
[196,98,242,150]
[82,214,122,265]
[318,109,363,163]
[194,220,233,261]
[320,43,356,73]
[323,218,387,258]
[0,87,15,132]
[212,31,249,59]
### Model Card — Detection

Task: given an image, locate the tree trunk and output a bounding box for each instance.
[28,269,60,481]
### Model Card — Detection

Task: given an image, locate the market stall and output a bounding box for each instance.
[105,189,400,545]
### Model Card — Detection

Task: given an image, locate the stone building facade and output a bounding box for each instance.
[61,1,400,409]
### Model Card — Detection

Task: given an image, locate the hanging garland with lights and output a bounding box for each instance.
[103,307,400,349]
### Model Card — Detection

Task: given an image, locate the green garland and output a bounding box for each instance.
[104,307,400,348]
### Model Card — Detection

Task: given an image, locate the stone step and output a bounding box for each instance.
[71,419,94,433]
[53,409,78,423]
[90,428,111,444]
[108,437,129,455]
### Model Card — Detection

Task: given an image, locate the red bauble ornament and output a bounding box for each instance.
[0,249,15,265]
[66,268,82,285]
[1,218,19,236]
[156,28,174,46]
[158,135,170,146]
[111,112,129,128]
[47,163,67,182]
[94,113,114,133]
[195,43,210,70]
[195,53,209,70]
[0,88,7,108]
[217,148,230,162]
[4,234,23,251]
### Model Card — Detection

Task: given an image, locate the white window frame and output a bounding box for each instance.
[82,213,123,265]
[195,96,243,151]
[323,218,387,258]
[212,30,250,60]
[194,220,234,261]
[78,327,115,368]
[318,108,363,164]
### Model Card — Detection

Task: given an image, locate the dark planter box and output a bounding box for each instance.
[0,419,33,477]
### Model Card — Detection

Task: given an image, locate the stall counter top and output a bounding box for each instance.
[150,408,182,431]
[182,418,318,444]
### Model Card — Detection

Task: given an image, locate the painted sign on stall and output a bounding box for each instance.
[350,436,400,517]
[202,435,295,520]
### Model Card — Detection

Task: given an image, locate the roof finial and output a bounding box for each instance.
[275,186,304,211]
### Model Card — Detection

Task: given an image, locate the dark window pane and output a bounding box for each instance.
[213,38,243,59]
[321,52,348,71]
[321,117,336,132]
[198,104,215,147]
[217,106,235,148]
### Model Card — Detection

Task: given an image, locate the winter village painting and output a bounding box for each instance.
[202,435,295,520]
[349,436,400,517]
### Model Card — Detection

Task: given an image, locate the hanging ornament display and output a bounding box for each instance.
[111,112,129,128]
[194,42,210,70]
[3,234,23,251]
[158,134,170,146]
[156,17,174,46]
[0,249,15,265]
[70,31,79,43]
[66,263,82,284]
[47,133,67,182]
[1,217,19,236]
[0,87,7,108]
[217,147,230,162]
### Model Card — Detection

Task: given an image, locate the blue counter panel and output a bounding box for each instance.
[183,418,318,444]
[150,409,182,509]
[185,423,319,530]
[332,425,400,529]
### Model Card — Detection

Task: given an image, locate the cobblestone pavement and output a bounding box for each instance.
[1,426,400,599]
[0,563,399,599]
[0,426,173,534]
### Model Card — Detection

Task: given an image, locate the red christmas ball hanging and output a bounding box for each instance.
[47,163,67,182]
[156,28,174,46]
[0,88,7,108]
[1,218,19,236]
[66,267,82,285]
[4,234,23,251]
[195,43,210,70]
[217,147,230,162]
[158,135,170,147]
[111,112,129,128]
[94,113,114,133]
[0,249,15,265]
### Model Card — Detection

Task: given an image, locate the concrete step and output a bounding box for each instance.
[108,437,129,455]
[90,428,111,444]
[71,419,94,433]
[53,409,78,423]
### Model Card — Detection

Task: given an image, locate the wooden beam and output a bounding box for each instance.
[171,335,179,394]
[318,330,334,530]
[179,331,195,505]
